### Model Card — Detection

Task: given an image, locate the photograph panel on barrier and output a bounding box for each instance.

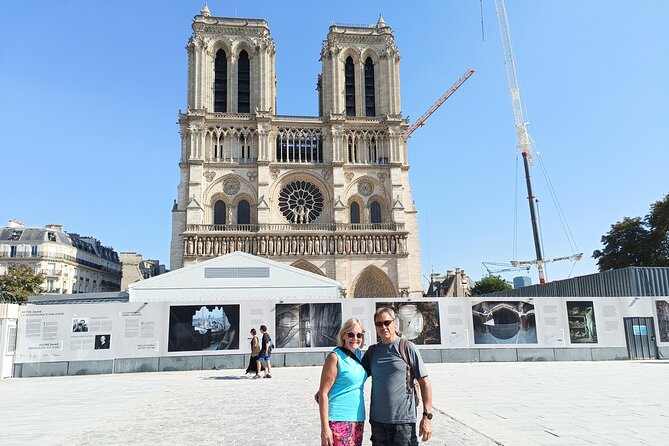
[168,305,240,352]
[72,318,89,333]
[566,301,598,343]
[472,300,537,344]
[656,300,669,343]
[375,301,441,345]
[94,334,111,349]
[275,303,342,348]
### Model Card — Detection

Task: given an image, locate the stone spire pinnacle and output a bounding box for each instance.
[376,14,387,28]
[200,3,211,17]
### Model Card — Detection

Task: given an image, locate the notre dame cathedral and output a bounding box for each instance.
[170,6,422,298]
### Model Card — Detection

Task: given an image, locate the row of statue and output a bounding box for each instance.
[184,233,407,257]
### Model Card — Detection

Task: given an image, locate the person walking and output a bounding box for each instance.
[361,307,433,445]
[246,328,262,377]
[317,318,368,446]
[256,324,273,378]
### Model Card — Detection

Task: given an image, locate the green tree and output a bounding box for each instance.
[647,194,669,265]
[593,193,669,271]
[470,275,512,296]
[592,217,654,270]
[0,264,44,303]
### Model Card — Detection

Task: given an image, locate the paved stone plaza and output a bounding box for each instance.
[1,360,667,445]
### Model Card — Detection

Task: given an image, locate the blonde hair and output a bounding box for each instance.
[336,317,365,348]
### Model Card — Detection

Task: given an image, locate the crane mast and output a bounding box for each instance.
[494,0,531,160]
[494,0,547,283]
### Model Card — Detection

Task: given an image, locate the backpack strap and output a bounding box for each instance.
[399,337,414,376]
[399,337,417,399]
[398,337,409,364]
[336,346,363,367]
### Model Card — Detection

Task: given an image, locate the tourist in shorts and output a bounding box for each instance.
[256,324,273,378]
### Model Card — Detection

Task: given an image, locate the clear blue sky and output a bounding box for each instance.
[2,1,668,288]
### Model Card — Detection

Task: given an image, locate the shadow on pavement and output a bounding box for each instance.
[204,375,249,380]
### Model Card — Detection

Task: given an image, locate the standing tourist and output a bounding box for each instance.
[246,328,262,377]
[361,307,433,445]
[257,324,273,378]
[317,318,368,446]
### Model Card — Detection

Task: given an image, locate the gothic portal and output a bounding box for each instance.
[170,6,422,297]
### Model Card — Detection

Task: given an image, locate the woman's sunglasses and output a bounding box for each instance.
[346,332,364,339]
[374,319,394,328]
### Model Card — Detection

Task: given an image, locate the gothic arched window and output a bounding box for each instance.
[214,49,227,112]
[345,57,355,116]
[238,50,250,113]
[350,202,361,224]
[237,200,251,225]
[368,137,377,163]
[214,200,227,225]
[364,57,375,116]
[370,201,382,224]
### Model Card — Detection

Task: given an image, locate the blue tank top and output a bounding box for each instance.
[328,347,368,422]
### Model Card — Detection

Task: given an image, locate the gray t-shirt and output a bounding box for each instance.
[362,337,428,424]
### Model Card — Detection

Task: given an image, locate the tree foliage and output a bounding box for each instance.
[0,264,44,303]
[470,275,512,296]
[593,193,669,271]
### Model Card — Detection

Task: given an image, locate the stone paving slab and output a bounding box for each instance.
[0,360,667,445]
[0,367,496,446]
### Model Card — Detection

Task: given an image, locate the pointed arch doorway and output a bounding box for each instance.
[351,266,396,298]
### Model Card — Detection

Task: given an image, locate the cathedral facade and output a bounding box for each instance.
[170,6,422,297]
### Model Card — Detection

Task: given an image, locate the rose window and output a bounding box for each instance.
[278,181,324,223]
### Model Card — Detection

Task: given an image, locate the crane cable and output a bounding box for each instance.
[516,85,580,262]
[513,134,582,277]
[534,146,580,255]
[480,0,485,42]
[535,196,546,261]
[513,153,519,261]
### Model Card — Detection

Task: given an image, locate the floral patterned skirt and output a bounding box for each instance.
[326,421,365,446]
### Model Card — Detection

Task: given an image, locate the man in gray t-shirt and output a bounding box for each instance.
[362,307,433,445]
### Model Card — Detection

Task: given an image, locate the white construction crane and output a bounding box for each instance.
[493,0,581,283]
[511,253,583,268]
[405,69,475,138]
[482,261,530,276]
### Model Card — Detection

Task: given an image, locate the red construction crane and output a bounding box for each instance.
[404,68,475,138]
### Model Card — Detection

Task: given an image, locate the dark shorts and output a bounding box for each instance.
[370,421,418,446]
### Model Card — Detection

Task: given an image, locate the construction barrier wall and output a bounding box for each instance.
[11,297,669,377]
[0,304,19,378]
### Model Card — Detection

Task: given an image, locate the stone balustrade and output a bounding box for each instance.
[185,223,404,233]
[183,232,408,258]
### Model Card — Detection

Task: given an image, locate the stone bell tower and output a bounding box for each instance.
[171,7,423,297]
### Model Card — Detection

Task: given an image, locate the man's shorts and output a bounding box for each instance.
[370,421,418,446]
[258,351,271,361]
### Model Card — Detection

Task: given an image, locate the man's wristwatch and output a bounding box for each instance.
[422,412,433,420]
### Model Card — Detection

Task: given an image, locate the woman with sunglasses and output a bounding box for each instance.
[317,317,368,446]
